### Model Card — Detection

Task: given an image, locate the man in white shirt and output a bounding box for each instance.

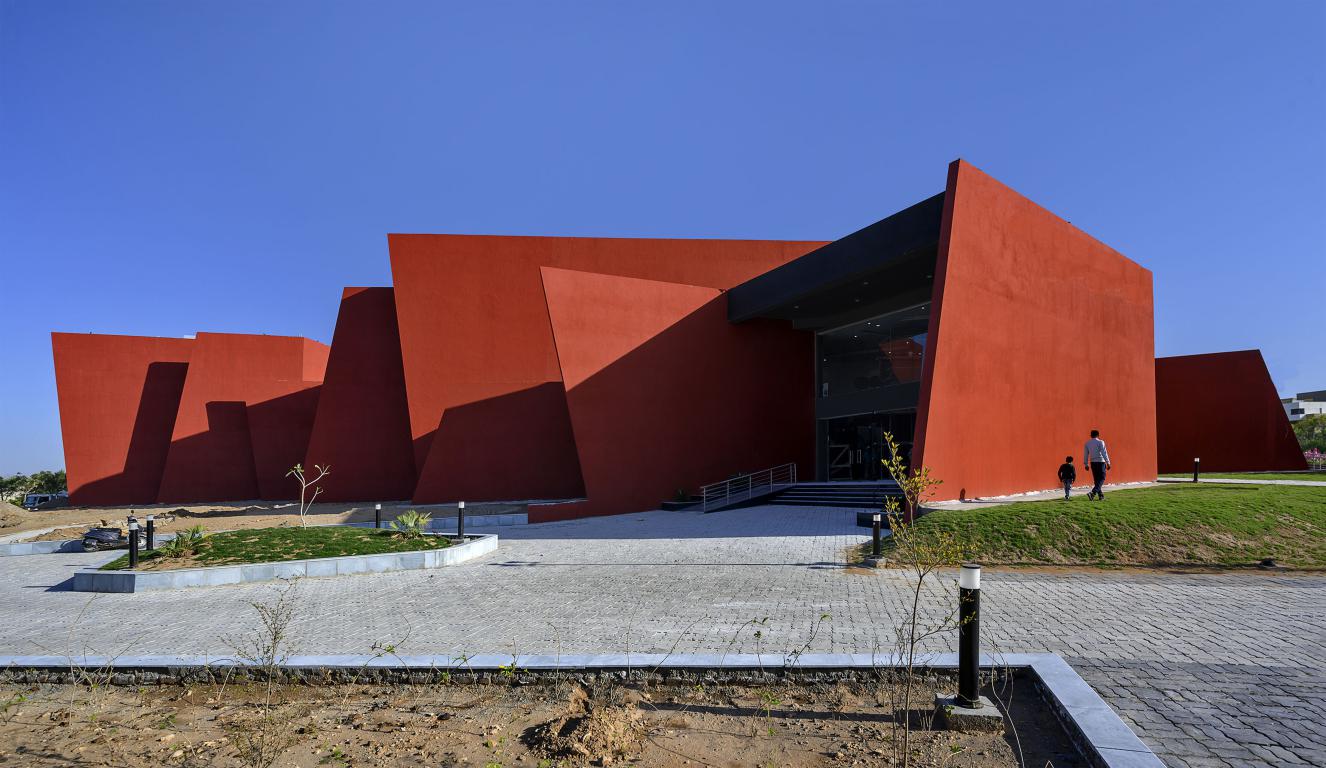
[1083,429,1111,500]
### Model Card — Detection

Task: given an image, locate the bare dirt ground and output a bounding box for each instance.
[0,678,1082,767]
[0,500,518,542]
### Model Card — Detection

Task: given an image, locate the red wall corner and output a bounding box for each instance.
[1156,350,1307,472]
[916,160,1157,499]
[157,333,328,503]
[52,333,194,506]
[387,234,825,505]
[534,267,814,522]
[303,287,417,501]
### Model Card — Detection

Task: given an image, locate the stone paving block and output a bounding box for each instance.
[0,505,1319,767]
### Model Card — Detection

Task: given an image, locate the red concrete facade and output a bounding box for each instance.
[304,288,417,501]
[58,159,1281,517]
[914,160,1158,499]
[156,333,328,503]
[536,268,814,522]
[387,234,825,504]
[52,333,193,506]
[1155,351,1307,473]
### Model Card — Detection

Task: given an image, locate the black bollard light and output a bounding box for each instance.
[145,515,155,551]
[457,500,465,540]
[957,563,981,708]
[1193,457,1201,483]
[128,520,140,569]
[375,503,382,530]
[871,513,882,558]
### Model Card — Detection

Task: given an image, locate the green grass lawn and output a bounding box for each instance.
[101,526,449,571]
[1160,472,1326,482]
[897,483,1326,569]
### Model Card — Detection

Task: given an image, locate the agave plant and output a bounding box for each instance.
[388,510,432,539]
[159,525,207,558]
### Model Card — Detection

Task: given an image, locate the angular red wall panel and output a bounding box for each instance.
[535,267,814,522]
[52,333,193,506]
[1156,351,1307,472]
[388,235,825,504]
[303,288,417,501]
[157,333,329,503]
[915,161,1157,499]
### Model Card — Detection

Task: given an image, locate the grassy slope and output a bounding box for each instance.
[909,483,1326,569]
[1159,472,1326,482]
[102,526,448,570]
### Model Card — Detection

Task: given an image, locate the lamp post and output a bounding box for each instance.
[958,563,981,708]
[871,513,882,558]
[457,501,465,540]
[375,503,382,530]
[128,521,140,569]
[1193,457,1201,483]
[145,515,155,551]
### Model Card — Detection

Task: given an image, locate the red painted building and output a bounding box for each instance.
[1155,351,1307,473]
[52,160,1305,514]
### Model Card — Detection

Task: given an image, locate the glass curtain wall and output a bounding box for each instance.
[816,302,930,481]
[817,302,930,398]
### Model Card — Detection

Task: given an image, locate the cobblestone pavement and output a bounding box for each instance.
[0,505,1322,767]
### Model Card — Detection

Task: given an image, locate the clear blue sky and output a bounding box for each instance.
[2,1,1323,474]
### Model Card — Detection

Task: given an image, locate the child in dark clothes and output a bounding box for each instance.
[1057,456,1077,500]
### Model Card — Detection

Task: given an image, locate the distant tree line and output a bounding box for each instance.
[1296,414,1326,453]
[0,470,66,504]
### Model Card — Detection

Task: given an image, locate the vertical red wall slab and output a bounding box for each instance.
[304,288,417,501]
[1156,351,1307,472]
[157,333,329,503]
[535,267,814,522]
[52,333,193,505]
[915,161,1157,499]
[388,235,825,504]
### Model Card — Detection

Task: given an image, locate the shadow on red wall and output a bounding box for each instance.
[419,382,586,504]
[69,361,189,506]
[535,268,813,523]
[304,288,417,501]
[1156,351,1307,473]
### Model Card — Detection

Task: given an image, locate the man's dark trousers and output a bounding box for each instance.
[1090,462,1107,498]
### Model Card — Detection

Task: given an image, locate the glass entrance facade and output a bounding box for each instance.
[815,302,930,481]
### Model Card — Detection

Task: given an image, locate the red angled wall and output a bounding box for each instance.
[304,288,417,501]
[915,160,1157,499]
[535,267,814,523]
[52,333,193,506]
[388,235,825,504]
[157,333,329,503]
[1156,351,1307,472]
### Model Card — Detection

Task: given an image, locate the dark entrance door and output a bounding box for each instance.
[818,411,916,481]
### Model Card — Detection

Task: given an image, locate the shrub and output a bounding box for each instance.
[159,525,207,559]
[388,510,432,539]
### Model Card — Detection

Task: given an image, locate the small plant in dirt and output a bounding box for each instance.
[388,509,432,538]
[880,430,967,768]
[228,709,300,768]
[286,463,330,528]
[159,525,207,559]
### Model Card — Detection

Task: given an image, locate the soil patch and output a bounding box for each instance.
[0,677,1084,767]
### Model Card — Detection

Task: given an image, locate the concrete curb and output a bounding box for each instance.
[70,533,498,593]
[0,515,528,558]
[0,651,1159,767]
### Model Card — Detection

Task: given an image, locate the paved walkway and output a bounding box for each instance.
[0,506,1322,767]
[1158,477,1326,487]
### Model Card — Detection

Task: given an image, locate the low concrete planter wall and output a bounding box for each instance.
[72,533,497,593]
[0,539,85,556]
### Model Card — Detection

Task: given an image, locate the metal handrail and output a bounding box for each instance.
[700,462,797,512]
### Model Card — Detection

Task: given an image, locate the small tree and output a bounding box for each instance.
[285,463,330,528]
[880,432,965,768]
